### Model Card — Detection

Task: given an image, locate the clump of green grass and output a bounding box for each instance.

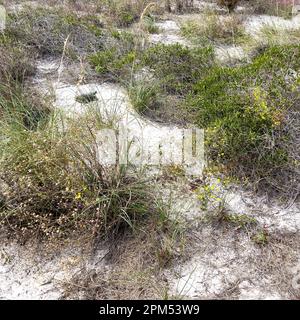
[141,15,160,34]
[185,44,300,196]
[0,88,171,241]
[128,80,162,114]
[129,77,190,123]
[0,38,46,129]
[125,43,214,120]
[0,84,50,130]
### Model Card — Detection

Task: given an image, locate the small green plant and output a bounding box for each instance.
[196,183,222,211]
[223,213,257,229]
[252,229,269,246]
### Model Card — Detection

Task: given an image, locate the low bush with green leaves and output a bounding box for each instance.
[141,43,215,95]
[185,44,300,196]
[217,0,240,13]
[89,30,140,82]
[90,48,136,81]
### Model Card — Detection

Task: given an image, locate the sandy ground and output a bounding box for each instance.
[0,237,109,300]
[164,178,300,299]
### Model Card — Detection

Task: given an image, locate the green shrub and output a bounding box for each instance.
[118,10,136,27]
[142,43,214,95]
[185,45,300,195]
[89,48,136,81]
[217,0,240,12]
[89,30,144,82]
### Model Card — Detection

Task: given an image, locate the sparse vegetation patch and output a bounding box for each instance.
[5,7,105,58]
